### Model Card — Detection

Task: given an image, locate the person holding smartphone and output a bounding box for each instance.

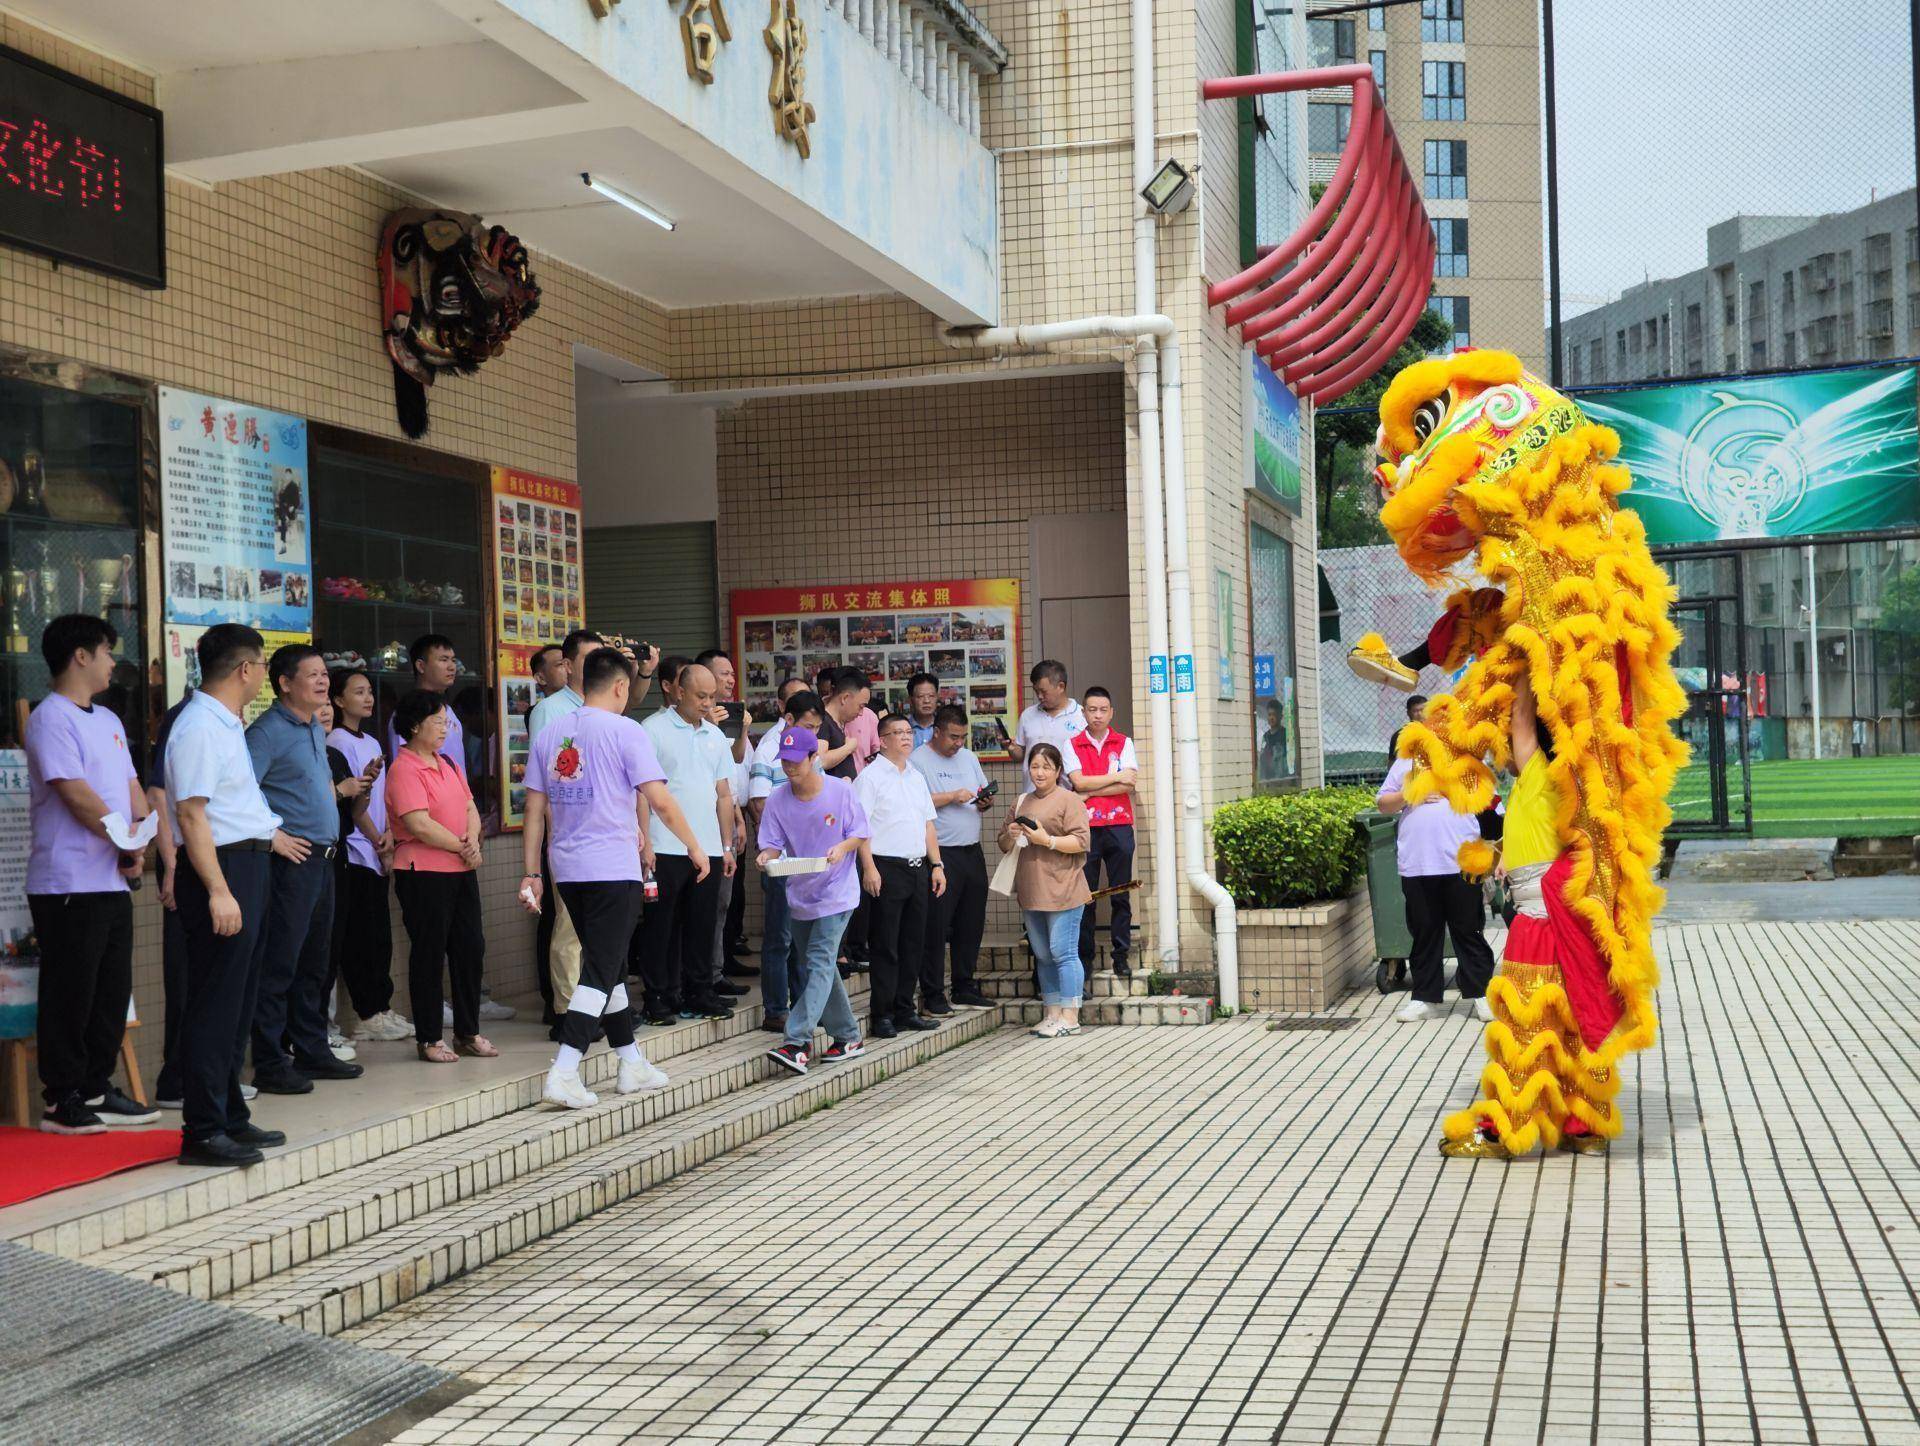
[911,703,996,1010]
[327,668,410,1044]
[998,742,1092,1038]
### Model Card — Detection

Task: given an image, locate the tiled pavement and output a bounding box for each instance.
[340,919,1920,1444]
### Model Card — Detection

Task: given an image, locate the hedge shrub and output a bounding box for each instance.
[1212,786,1376,909]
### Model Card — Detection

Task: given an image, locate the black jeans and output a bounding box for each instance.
[175,847,273,1143]
[28,891,134,1106]
[635,854,721,1014]
[1403,873,1496,1004]
[554,881,643,1054]
[329,855,394,1021]
[155,903,188,1103]
[923,842,987,1001]
[867,855,929,1023]
[250,848,337,1073]
[534,838,558,1021]
[1078,823,1135,968]
[725,856,748,944]
[394,869,485,1043]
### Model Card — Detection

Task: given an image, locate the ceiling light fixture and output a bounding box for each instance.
[581,172,675,232]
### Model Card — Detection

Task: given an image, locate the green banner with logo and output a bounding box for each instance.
[1575,364,1919,544]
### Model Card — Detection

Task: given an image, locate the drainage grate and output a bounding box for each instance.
[1266,1016,1361,1032]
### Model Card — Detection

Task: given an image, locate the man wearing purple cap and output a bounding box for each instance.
[755,724,869,1075]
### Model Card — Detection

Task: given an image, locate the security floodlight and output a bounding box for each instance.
[1141,158,1195,215]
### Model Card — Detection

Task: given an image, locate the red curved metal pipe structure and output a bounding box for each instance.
[1201,66,1434,405]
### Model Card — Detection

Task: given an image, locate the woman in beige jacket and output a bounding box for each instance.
[998,743,1092,1036]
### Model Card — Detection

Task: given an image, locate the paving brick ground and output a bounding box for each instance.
[344,919,1920,1444]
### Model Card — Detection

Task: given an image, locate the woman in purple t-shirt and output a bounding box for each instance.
[754,725,869,1076]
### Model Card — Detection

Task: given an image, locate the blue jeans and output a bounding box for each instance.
[761,872,801,1015]
[1024,908,1085,1008]
[785,911,861,1050]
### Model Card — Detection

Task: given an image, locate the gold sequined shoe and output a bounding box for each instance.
[1347,633,1419,693]
[1439,1133,1513,1160]
[1558,1133,1609,1156]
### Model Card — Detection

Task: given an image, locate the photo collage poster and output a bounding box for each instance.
[491,466,584,828]
[730,579,1020,759]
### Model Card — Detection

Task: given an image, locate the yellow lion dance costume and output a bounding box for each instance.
[1351,350,1688,1158]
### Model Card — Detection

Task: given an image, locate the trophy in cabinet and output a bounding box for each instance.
[89,554,132,619]
[6,567,29,653]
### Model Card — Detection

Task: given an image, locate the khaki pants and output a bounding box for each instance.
[550,886,584,1013]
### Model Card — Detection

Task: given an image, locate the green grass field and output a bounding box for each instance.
[1669,755,1920,838]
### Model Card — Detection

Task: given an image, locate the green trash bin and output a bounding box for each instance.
[1360,809,1471,993]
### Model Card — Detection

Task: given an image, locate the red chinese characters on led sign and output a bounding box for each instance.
[0,45,165,288]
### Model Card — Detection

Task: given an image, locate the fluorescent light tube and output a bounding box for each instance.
[581,172,675,232]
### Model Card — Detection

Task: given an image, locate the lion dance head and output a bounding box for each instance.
[379,208,541,438]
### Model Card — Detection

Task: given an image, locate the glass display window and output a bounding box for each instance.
[1250,520,1301,788]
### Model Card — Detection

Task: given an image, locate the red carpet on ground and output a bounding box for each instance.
[0,1125,182,1208]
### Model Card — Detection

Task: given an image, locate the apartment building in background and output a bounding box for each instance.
[1562,187,1920,386]
[1303,0,1547,371]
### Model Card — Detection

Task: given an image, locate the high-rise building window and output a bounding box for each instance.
[1368,4,1385,30]
[1422,60,1465,121]
[1432,218,1469,277]
[1420,0,1464,42]
[1431,294,1471,348]
[1423,139,1467,199]
[1371,49,1387,95]
[1307,102,1352,153]
[1308,16,1355,66]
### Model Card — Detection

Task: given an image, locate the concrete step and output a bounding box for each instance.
[972,968,1149,1000]
[22,995,823,1263]
[75,1017,864,1302]
[210,1012,1005,1338]
[1000,997,1214,1027]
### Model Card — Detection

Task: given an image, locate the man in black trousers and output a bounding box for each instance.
[854,713,946,1036]
[166,625,298,1166]
[911,704,995,1010]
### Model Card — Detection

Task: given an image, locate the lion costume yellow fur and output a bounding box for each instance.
[1367,349,1688,1155]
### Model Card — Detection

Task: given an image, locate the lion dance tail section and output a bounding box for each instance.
[1371,351,1688,1155]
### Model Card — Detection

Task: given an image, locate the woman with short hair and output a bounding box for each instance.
[998,742,1092,1038]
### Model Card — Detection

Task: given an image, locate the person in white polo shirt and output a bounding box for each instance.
[854,712,946,1038]
[1376,753,1497,1023]
[1007,658,1086,792]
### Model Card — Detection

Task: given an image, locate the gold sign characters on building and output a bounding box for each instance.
[673,0,732,82]
[585,0,620,17]
[763,0,817,158]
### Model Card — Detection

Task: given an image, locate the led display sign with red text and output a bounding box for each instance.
[0,45,165,288]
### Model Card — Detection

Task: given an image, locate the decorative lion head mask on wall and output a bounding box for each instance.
[378,208,541,438]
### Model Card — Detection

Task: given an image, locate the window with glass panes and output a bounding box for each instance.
[1308,101,1352,153]
[1423,139,1466,199]
[1240,2,1307,268]
[1367,4,1385,30]
[1250,522,1299,789]
[1421,0,1464,42]
[1432,218,1469,277]
[1422,60,1465,120]
[1308,16,1355,66]
[1370,50,1386,95]
[1431,294,1471,349]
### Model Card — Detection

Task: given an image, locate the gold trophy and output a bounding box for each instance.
[89,556,125,619]
[6,568,29,653]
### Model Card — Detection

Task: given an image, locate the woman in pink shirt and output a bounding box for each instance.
[386,690,494,1062]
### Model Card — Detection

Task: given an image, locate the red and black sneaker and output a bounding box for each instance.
[767,1043,809,1075]
[818,1038,865,1064]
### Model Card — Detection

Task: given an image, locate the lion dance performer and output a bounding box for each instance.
[1349,349,1688,1159]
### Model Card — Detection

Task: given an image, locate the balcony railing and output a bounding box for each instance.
[822,0,1007,139]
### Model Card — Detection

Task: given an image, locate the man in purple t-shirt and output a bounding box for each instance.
[755,725,870,1075]
[25,615,157,1133]
[521,648,710,1109]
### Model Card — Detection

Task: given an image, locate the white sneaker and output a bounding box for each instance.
[327,1031,357,1062]
[352,1011,407,1043]
[1471,997,1496,1023]
[1395,999,1443,1023]
[240,1083,257,1101]
[384,1010,416,1037]
[543,1065,598,1110]
[478,995,516,1021]
[617,1058,669,1094]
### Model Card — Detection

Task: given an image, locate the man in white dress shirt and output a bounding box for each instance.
[854,713,946,1038]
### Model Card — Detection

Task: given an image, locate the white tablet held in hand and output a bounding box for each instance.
[766,856,830,877]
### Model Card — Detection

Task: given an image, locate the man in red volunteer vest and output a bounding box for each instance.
[1066,686,1138,979]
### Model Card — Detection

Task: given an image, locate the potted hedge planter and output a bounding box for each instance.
[1214,788,1377,1013]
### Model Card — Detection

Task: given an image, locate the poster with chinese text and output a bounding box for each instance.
[159,387,312,632]
[730,579,1020,759]
[162,624,312,726]
[491,467,584,828]
[0,750,35,1028]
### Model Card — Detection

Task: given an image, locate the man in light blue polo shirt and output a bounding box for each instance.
[167,624,296,1168]
[636,663,734,1023]
[246,643,360,1093]
[911,703,995,1010]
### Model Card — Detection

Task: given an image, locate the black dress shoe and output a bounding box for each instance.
[227,1123,287,1148]
[1113,960,1133,980]
[714,979,751,997]
[723,961,760,978]
[294,1056,364,1081]
[178,1133,265,1167]
[922,998,955,1018]
[952,990,995,1008]
[250,1069,313,1095]
[869,1018,899,1039]
[895,1013,939,1032]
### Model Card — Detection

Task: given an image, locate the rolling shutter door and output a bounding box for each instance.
[583,522,717,718]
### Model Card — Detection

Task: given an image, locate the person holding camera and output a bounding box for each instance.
[911,703,996,1010]
[998,742,1092,1038]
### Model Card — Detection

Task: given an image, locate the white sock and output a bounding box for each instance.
[615,1041,644,1064]
[554,1044,584,1073]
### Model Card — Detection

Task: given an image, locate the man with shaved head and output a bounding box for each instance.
[637,662,738,1022]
